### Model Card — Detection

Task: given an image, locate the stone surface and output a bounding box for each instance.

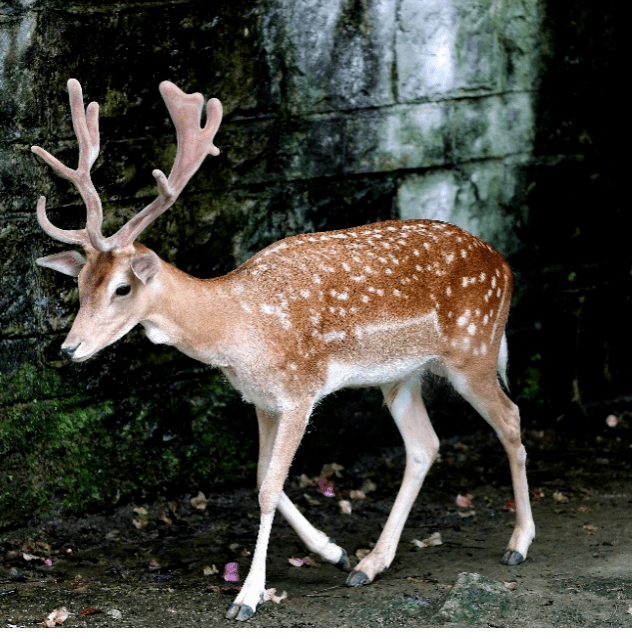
[3,0,595,524]
[433,572,511,625]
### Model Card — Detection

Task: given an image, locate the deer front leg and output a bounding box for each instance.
[226,404,314,621]
[255,408,349,569]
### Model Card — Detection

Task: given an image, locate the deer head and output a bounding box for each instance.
[32,79,222,361]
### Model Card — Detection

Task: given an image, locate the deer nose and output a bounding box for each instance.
[60,344,80,360]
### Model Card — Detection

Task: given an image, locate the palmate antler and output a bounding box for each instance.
[32,79,222,252]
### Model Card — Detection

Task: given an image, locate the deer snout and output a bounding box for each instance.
[60,343,81,360]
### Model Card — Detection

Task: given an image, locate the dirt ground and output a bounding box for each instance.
[2,426,631,628]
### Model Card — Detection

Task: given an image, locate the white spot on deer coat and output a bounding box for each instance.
[457,309,471,327]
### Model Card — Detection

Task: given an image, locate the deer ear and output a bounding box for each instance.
[131,251,160,284]
[36,251,86,277]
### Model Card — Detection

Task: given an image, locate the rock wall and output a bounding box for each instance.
[3,0,620,525]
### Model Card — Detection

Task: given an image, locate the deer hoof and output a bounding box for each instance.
[346,569,371,587]
[225,603,254,621]
[501,550,525,565]
[335,548,351,572]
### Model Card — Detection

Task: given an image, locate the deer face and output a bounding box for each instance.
[32,78,220,362]
[39,244,160,361]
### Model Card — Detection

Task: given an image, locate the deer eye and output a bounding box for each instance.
[115,284,131,297]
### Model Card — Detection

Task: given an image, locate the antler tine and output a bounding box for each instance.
[31,79,105,249]
[33,196,89,245]
[103,82,223,250]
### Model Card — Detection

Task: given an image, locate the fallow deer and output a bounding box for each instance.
[32,79,535,621]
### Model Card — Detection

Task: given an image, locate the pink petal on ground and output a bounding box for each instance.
[318,477,335,497]
[223,562,240,581]
[455,493,474,508]
[43,607,69,627]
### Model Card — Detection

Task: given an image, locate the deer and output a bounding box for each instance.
[31,78,535,622]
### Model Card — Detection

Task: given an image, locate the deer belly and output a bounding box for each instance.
[321,356,436,397]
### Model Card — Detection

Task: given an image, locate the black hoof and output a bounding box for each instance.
[335,548,351,572]
[236,605,254,622]
[502,550,525,565]
[225,603,254,621]
[225,604,239,620]
[346,569,370,587]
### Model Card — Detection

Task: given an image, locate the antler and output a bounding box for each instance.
[32,79,223,252]
[31,79,100,247]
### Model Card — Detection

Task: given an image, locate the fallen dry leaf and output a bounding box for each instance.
[361,479,377,494]
[203,565,219,576]
[355,548,371,560]
[504,499,516,512]
[42,607,69,627]
[81,608,98,617]
[530,488,545,500]
[229,542,251,557]
[23,540,52,555]
[263,588,288,604]
[411,532,442,548]
[107,609,122,620]
[582,524,598,532]
[455,493,474,509]
[320,462,344,479]
[349,490,366,500]
[288,556,320,568]
[504,581,518,591]
[298,473,315,488]
[552,491,569,503]
[303,493,320,507]
[190,491,208,510]
[302,556,321,567]
[72,575,89,592]
[131,506,149,529]
[339,499,352,515]
[159,510,172,526]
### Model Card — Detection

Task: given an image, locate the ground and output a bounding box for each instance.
[1,426,631,628]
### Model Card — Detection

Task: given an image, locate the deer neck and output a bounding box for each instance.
[140,260,236,365]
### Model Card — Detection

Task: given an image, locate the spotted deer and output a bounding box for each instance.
[32,79,535,622]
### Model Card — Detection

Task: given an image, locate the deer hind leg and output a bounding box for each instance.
[254,407,349,569]
[347,375,440,586]
[447,368,535,564]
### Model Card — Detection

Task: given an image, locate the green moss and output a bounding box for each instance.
[0,364,257,527]
[0,363,68,405]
